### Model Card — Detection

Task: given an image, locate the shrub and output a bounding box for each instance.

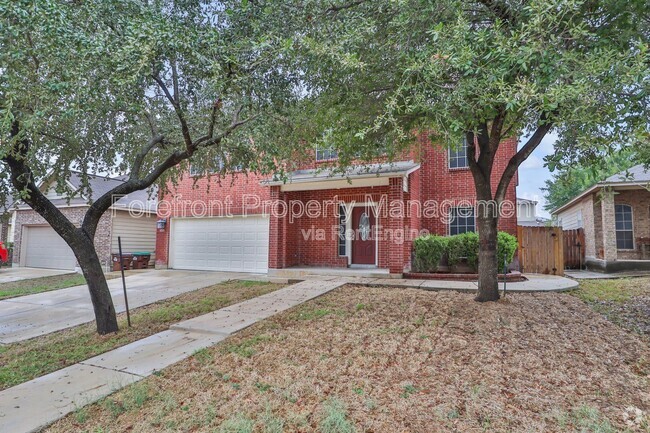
[412,235,448,272]
[413,231,518,273]
[447,232,480,270]
[496,231,518,271]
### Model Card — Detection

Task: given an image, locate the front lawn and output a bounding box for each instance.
[0,272,126,300]
[46,285,650,433]
[0,280,283,391]
[571,277,650,338]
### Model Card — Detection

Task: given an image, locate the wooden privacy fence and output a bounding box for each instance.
[517,226,564,276]
[563,228,586,270]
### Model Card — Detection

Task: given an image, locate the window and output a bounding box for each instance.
[450,206,476,235]
[338,205,347,256]
[449,138,469,169]
[316,147,338,161]
[615,204,634,249]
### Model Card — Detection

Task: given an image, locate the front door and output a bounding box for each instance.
[351,206,376,265]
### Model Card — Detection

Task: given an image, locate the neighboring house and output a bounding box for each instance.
[0,200,9,243]
[517,198,552,227]
[155,137,519,276]
[12,172,157,271]
[553,164,650,272]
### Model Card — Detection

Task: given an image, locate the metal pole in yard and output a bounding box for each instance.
[118,236,131,327]
[502,256,507,298]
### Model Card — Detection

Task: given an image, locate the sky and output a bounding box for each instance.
[515,132,558,219]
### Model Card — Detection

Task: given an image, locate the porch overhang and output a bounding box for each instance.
[261,161,420,192]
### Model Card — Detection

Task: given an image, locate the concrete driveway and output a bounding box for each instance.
[0,267,73,284]
[0,270,255,344]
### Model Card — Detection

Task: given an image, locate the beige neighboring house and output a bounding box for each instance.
[553,164,650,272]
[11,171,157,271]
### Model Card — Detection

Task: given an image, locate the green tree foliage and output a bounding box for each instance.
[542,147,639,212]
[258,0,649,300]
[0,0,298,333]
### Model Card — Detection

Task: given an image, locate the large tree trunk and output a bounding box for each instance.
[475,213,500,302]
[74,235,119,334]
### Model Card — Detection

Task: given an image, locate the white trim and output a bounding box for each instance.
[552,182,648,215]
[341,201,379,267]
[280,177,389,192]
[448,138,469,169]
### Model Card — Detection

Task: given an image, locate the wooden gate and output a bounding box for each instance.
[563,228,585,270]
[517,226,564,276]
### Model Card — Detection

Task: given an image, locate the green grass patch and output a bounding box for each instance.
[0,273,88,300]
[0,280,283,390]
[223,335,271,358]
[319,398,355,433]
[294,307,331,321]
[571,278,648,303]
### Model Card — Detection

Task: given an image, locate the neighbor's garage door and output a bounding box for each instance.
[23,226,77,270]
[170,216,269,273]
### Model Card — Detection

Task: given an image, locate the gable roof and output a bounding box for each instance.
[552,164,650,215]
[604,164,650,183]
[15,171,157,213]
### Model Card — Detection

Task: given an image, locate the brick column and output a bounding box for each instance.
[582,195,596,259]
[388,177,405,274]
[601,192,618,262]
[268,187,287,269]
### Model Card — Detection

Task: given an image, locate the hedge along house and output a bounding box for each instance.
[11,171,158,271]
[155,136,519,277]
[553,164,650,272]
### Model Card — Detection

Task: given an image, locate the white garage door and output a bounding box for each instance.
[23,226,77,270]
[170,216,269,273]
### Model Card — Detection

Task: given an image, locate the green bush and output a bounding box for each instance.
[447,232,480,270]
[496,231,518,270]
[412,235,448,272]
[413,231,518,273]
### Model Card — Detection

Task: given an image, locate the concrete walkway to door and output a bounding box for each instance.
[0,279,345,433]
[0,270,257,344]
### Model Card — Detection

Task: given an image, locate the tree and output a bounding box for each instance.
[0,1,297,333]
[263,0,649,301]
[542,147,639,212]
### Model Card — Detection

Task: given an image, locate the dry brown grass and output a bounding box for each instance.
[47,285,650,433]
[0,280,282,390]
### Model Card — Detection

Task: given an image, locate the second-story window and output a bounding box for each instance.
[449,138,469,169]
[316,147,338,161]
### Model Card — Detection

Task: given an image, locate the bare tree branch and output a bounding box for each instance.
[495,114,553,202]
[195,99,223,147]
[152,73,193,149]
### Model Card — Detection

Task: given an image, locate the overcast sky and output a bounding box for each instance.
[516,132,558,219]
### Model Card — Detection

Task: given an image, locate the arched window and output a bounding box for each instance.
[615,204,634,250]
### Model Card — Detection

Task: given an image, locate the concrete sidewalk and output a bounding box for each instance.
[0,270,256,344]
[315,273,579,293]
[0,279,345,433]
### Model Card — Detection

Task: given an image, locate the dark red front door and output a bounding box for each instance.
[351,206,375,265]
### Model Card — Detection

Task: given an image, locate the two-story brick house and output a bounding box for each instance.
[154,136,518,276]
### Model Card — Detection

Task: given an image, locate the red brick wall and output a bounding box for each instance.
[156,136,519,272]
